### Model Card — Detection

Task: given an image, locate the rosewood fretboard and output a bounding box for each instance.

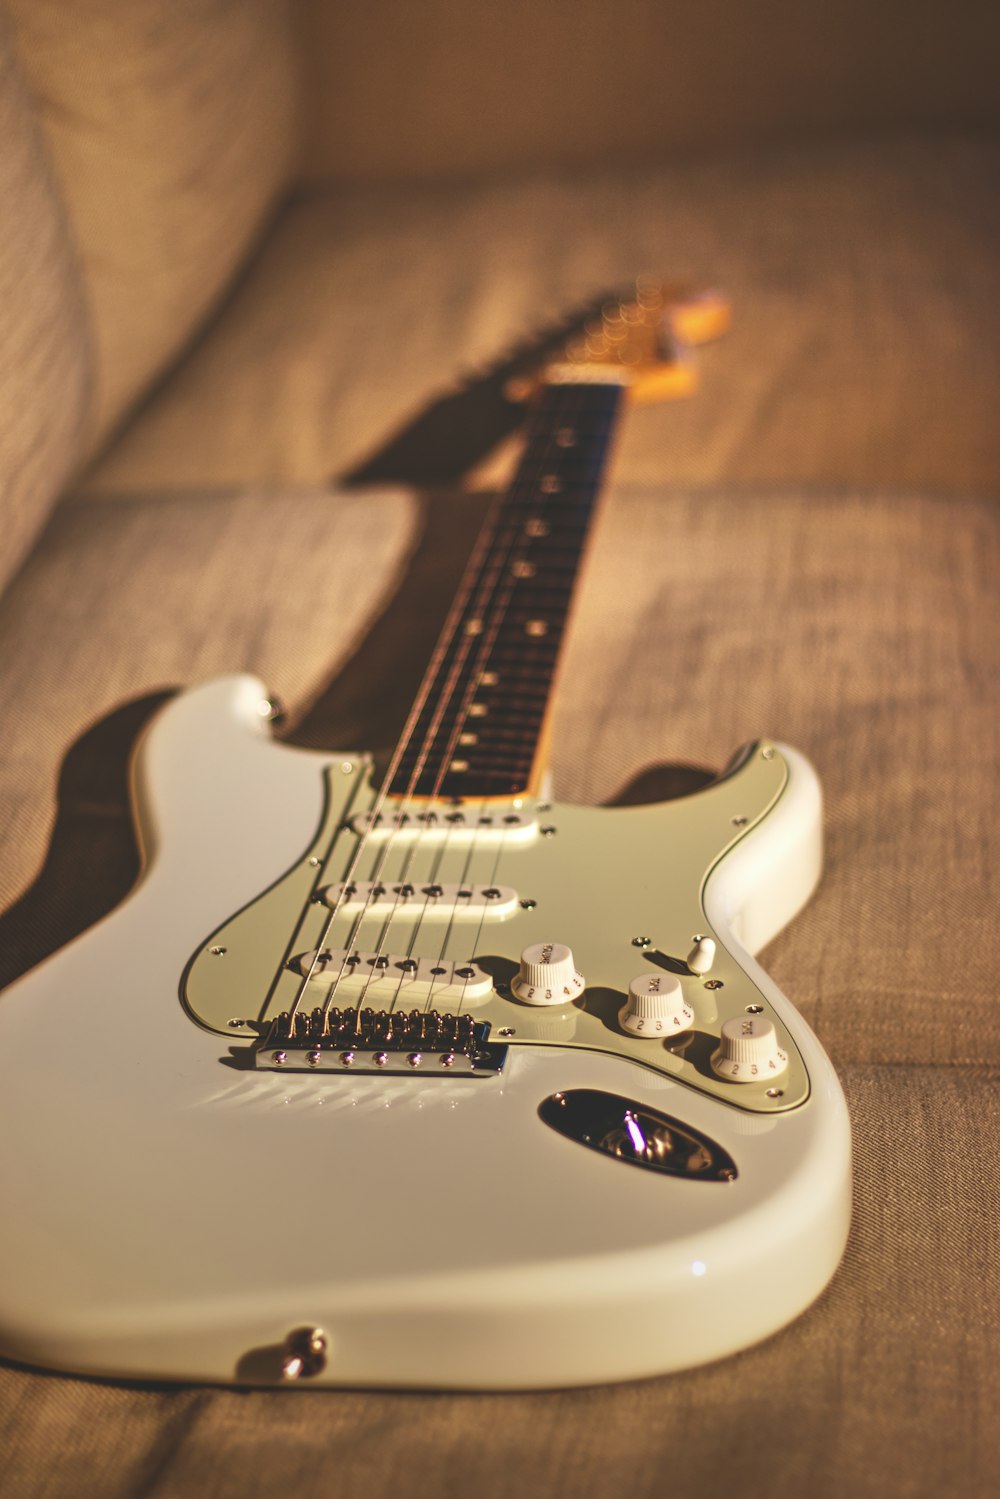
[387,378,624,800]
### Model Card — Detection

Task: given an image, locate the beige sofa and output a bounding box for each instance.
[1,2,997,1494]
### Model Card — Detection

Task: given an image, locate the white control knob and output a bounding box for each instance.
[711,1015,788,1083]
[618,973,694,1039]
[686,935,716,975]
[511,942,585,1006]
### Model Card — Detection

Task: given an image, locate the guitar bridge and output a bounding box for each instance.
[252,1007,507,1076]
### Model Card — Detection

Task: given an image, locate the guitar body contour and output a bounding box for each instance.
[0,674,851,1388]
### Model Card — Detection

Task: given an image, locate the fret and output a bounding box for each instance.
[387,380,624,799]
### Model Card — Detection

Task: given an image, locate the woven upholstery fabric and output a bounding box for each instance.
[549,486,1000,1071]
[0,12,90,594]
[78,134,1000,500]
[0,486,418,915]
[5,0,298,451]
[0,1062,995,1499]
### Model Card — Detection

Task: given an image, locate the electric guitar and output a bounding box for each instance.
[0,284,851,1388]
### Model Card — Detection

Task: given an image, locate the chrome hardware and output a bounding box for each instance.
[281,1326,327,1381]
[632,936,651,949]
[539,1089,738,1181]
[258,696,286,724]
[252,1009,508,1076]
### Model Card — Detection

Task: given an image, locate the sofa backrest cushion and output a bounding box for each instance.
[6,0,299,452]
[0,12,90,593]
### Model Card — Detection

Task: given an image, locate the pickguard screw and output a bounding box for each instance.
[766,1087,784,1098]
[308,857,321,867]
[498,1027,516,1037]
[520,898,537,909]
[746,1003,764,1013]
[272,1051,287,1065]
[541,826,557,838]
[537,804,551,812]
[719,1167,737,1181]
[209,946,227,957]
[705,979,724,990]
[341,761,354,774]
[632,936,651,949]
[731,815,749,827]
[762,747,775,760]
[227,1018,247,1028]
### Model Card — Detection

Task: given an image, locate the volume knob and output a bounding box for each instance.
[618,973,694,1038]
[711,1015,788,1083]
[511,942,585,1005]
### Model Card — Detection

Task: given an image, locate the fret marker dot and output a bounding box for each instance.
[512,560,536,579]
[464,619,483,636]
[525,519,550,538]
[540,475,562,494]
[525,620,548,638]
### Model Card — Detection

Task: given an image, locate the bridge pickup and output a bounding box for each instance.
[292,949,494,1002]
[347,802,536,845]
[320,881,517,919]
[254,1008,507,1076]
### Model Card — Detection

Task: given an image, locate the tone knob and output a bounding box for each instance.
[618,973,694,1038]
[711,1015,788,1083]
[511,942,585,1005]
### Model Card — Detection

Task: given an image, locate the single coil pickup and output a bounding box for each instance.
[320,881,517,919]
[292,949,493,1002]
[253,1010,506,1076]
[347,803,536,844]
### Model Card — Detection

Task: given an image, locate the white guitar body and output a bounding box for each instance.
[0,675,850,1388]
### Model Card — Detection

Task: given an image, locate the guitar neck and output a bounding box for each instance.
[387,377,626,800]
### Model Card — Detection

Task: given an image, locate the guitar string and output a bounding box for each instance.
[285,380,618,1044]
[283,484,512,1028]
[317,402,569,1029]
[320,381,613,1033]
[377,382,619,1023]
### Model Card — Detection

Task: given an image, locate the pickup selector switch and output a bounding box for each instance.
[686,935,716,975]
[511,943,585,1005]
[618,973,694,1038]
[711,1015,788,1083]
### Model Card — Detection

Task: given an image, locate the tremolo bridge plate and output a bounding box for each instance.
[256,1007,506,1076]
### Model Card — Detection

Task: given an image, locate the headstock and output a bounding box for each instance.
[540,277,730,404]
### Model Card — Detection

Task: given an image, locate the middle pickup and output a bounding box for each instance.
[319,881,518,920]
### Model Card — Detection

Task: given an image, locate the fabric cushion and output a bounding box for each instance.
[77,134,1000,500]
[5,0,299,452]
[549,485,999,1072]
[0,10,90,593]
